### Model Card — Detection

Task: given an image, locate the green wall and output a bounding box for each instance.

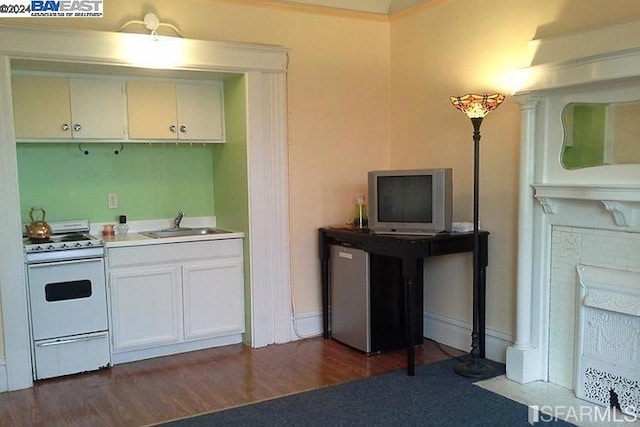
[213,77,248,232]
[561,103,606,169]
[17,143,215,223]
[214,75,251,342]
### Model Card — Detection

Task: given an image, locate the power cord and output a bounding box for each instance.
[425,337,467,362]
[290,285,321,339]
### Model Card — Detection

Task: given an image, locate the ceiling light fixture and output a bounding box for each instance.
[118,12,184,38]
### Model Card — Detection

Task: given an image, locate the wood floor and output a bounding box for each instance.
[0,337,464,426]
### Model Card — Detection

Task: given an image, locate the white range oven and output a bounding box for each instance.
[24,219,110,380]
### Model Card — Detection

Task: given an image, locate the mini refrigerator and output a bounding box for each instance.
[330,243,405,354]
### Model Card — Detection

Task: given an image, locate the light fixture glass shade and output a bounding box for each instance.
[450,93,505,118]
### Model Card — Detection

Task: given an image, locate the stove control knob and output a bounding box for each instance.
[47,245,55,250]
[36,245,43,251]
[75,242,82,247]
[87,241,93,246]
[61,243,68,249]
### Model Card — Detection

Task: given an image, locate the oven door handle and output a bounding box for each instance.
[36,332,108,347]
[27,257,104,268]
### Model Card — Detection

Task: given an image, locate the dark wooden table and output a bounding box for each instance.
[319,227,489,375]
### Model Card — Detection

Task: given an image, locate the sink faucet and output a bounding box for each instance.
[174,210,185,228]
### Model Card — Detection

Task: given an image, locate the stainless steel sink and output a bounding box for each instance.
[140,227,232,238]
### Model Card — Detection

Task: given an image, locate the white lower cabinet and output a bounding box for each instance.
[107,238,244,363]
[182,259,244,340]
[110,265,182,350]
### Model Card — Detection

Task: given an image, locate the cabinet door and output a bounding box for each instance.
[176,82,224,141]
[182,258,244,340]
[126,80,177,139]
[70,78,126,139]
[109,265,182,351]
[12,75,72,139]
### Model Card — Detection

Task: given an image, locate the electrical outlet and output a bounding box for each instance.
[108,193,119,209]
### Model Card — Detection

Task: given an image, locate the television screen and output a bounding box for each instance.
[378,175,433,223]
[368,168,452,235]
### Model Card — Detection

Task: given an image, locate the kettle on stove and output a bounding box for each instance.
[27,206,52,240]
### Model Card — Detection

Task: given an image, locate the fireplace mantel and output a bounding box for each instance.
[506,19,640,385]
[533,184,640,227]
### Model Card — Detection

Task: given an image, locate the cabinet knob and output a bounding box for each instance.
[73,123,82,132]
[169,125,177,133]
[61,123,70,131]
[179,125,187,134]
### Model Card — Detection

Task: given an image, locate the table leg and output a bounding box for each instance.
[405,274,415,376]
[321,255,330,339]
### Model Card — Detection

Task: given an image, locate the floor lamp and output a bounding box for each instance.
[450,93,505,378]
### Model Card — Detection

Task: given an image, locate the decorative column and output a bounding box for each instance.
[506,94,545,383]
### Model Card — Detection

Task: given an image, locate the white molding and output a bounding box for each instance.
[0,56,34,391]
[0,25,290,390]
[112,334,243,365]
[529,19,640,69]
[245,71,292,347]
[284,309,513,363]
[521,47,640,93]
[534,184,640,202]
[0,24,287,73]
[533,184,640,229]
[423,310,511,364]
[289,310,323,340]
[0,358,7,393]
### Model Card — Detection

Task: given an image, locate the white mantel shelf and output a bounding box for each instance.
[533,184,640,227]
[534,184,640,202]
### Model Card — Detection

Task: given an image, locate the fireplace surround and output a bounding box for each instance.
[505,18,640,395]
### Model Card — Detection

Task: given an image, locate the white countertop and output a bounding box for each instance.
[92,216,244,248]
[102,231,244,248]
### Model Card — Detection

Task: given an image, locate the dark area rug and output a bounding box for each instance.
[160,358,574,426]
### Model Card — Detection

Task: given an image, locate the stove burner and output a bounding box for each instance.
[28,237,53,244]
[59,233,91,242]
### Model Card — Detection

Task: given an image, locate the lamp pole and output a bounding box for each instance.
[450,94,504,378]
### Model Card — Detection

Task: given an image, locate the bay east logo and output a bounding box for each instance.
[30,0,103,17]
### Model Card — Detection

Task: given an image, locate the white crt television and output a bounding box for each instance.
[368,168,452,235]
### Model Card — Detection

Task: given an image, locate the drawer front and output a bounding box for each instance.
[108,238,242,268]
[34,332,111,380]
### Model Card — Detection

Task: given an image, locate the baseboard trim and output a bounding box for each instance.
[288,309,513,364]
[289,310,323,341]
[423,310,512,363]
[111,333,244,365]
[0,358,7,393]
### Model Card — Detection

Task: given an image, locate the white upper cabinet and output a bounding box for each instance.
[69,78,126,139]
[12,75,126,140]
[125,80,176,140]
[176,82,224,141]
[12,74,225,143]
[127,80,225,142]
[12,76,69,139]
